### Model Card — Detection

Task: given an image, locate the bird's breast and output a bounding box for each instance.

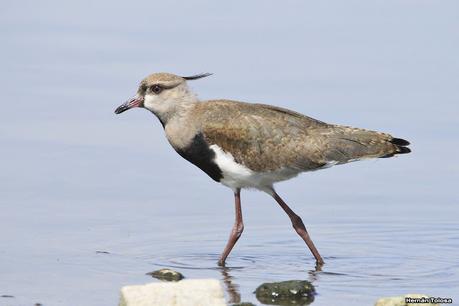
[173,132,223,182]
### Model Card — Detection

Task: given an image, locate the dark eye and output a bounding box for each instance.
[150,84,163,94]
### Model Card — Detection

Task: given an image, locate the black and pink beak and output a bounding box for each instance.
[114,96,144,114]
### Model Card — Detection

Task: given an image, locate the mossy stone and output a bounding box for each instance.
[146,268,184,281]
[255,280,315,305]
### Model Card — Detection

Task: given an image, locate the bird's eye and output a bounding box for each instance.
[150,85,163,94]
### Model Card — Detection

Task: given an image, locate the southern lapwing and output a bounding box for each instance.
[114,72,411,266]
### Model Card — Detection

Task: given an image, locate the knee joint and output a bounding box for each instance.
[291,215,304,227]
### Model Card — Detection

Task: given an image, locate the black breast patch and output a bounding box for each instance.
[174,133,223,182]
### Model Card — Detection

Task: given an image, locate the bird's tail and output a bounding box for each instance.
[320,126,411,164]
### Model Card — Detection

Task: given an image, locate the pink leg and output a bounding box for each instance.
[218,188,244,266]
[272,191,324,265]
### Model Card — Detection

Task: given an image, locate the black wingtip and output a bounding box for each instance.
[392,137,411,154]
[398,146,411,154]
[182,73,213,80]
[391,138,410,146]
[380,137,411,158]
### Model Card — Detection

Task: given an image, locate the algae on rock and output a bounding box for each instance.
[146,268,184,282]
[255,280,315,305]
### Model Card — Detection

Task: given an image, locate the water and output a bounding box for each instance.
[1,1,458,305]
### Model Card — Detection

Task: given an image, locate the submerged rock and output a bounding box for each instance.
[255,280,315,305]
[119,279,226,306]
[146,269,184,281]
[375,294,440,306]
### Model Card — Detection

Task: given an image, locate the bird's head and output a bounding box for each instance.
[114,72,212,122]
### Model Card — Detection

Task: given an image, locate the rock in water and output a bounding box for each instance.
[255,280,315,305]
[146,269,184,281]
[375,294,440,306]
[119,279,226,306]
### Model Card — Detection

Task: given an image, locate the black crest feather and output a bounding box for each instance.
[182,73,213,80]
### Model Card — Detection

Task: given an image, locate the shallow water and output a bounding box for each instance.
[1,1,458,305]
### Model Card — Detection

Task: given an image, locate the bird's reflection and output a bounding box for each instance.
[218,261,323,304]
[219,267,241,304]
[307,261,323,282]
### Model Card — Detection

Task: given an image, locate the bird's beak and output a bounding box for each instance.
[114,96,143,114]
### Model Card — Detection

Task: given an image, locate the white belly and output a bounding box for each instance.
[210,144,300,194]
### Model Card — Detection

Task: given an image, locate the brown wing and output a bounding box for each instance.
[193,100,410,172]
[192,100,329,172]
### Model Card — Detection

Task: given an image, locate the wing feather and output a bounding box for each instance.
[193,100,329,172]
[189,100,409,172]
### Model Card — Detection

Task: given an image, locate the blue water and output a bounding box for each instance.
[1,1,458,305]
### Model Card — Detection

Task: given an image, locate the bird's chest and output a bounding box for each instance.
[168,129,224,182]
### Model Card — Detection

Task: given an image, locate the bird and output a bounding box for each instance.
[114,72,411,266]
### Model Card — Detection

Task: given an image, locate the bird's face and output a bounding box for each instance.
[115,73,186,115]
[115,72,211,123]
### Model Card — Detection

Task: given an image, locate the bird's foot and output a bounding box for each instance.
[315,259,324,271]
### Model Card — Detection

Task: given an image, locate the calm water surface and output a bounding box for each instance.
[1,1,458,305]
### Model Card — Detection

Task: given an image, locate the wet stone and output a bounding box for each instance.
[255,280,315,305]
[120,279,226,306]
[375,294,440,306]
[146,268,184,281]
[232,303,256,306]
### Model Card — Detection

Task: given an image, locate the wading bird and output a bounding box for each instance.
[115,72,410,266]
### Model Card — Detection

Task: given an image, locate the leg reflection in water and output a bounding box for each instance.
[219,267,241,304]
